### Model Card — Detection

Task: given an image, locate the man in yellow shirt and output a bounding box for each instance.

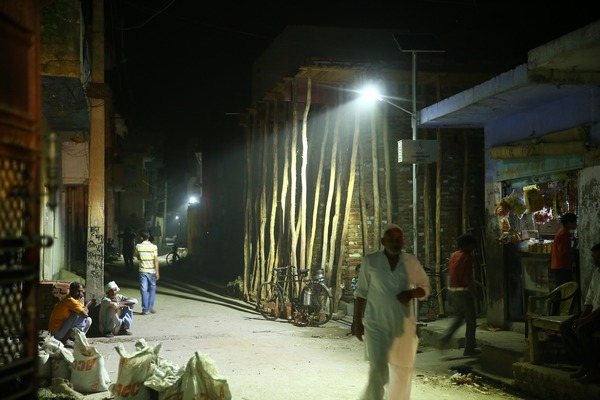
[48,281,93,347]
[135,230,159,314]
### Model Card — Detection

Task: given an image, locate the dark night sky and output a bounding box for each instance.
[105,0,597,172]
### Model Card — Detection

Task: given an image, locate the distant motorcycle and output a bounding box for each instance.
[165,243,180,265]
[105,238,119,260]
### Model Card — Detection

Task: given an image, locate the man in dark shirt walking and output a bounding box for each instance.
[439,233,481,356]
[118,226,137,272]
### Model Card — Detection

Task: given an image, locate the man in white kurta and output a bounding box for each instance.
[354,224,431,400]
[99,281,138,337]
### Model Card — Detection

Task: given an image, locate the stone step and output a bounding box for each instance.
[418,317,600,400]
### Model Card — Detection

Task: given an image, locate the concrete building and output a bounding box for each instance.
[419,19,600,328]
[241,25,504,308]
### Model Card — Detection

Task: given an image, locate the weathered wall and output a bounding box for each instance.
[578,165,600,301]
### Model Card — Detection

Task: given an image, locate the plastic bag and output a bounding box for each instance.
[161,351,232,400]
[40,334,75,364]
[523,185,543,212]
[503,191,526,217]
[38,350,52,384]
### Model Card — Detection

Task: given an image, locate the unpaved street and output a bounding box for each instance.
[77,264,531,400]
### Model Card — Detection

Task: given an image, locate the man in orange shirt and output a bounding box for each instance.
[551,213,578,288]
[48,281,93,347]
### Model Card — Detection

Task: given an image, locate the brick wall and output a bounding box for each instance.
[39,280,71,331]
[246,70,488,302]
[339,115,485,296]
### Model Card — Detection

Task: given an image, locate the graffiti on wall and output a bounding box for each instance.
[87,225,104,280]
[579,165,600,299]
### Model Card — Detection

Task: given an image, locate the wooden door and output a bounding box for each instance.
[0,1,43,398]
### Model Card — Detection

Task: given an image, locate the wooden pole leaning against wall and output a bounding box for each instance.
[359,135,369,252]
[462,130,469,233]
[289,79,299,270]
[423,130,431,271]
[267,98,280,282]
[435,129,445,316]
[326,129,343,285]
[299,77,311,271]
[258,102,269,294]
[382,104,393,230]
[370,100,381,253]
[306,103,330,270]
[279,100,291,268]
[253,109,262,291]
[321,88,343,278]
[463,130,487,314]
[242,111,254,299]
[334,98,361,311]
[422,133,433,321]
[433,76,445,317]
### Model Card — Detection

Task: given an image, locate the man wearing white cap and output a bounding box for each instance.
[99,281,138,337]
[354,224,430,400]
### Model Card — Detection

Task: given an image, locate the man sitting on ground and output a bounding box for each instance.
[48,281,93,347]
[99,281,138,337]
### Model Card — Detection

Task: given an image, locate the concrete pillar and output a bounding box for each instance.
[86,0,105,301]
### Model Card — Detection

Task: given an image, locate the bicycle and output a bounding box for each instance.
[419,267,448,322]
[256,265,334,326]
[165,243,180,265]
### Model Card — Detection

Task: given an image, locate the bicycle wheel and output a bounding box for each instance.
[257,282,284,321]
[301,281,333,326]
[419,294,440,321]
[165,252,175,265]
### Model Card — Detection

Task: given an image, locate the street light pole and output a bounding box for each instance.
[394,34,444,322]
[393,33,445,258]
[411,51,418,258]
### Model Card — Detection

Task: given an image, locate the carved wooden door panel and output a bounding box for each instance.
[0,0,42,398]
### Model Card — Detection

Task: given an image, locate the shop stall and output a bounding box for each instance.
[494,175,578,321]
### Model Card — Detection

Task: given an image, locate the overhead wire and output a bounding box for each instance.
[120,0,178,31]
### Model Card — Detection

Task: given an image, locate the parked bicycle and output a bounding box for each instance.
[419,267,448,321]
[165,243,180,265]
[256,265,333,326]
[104,238,119,261]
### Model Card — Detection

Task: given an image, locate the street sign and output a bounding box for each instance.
[398,140,439,164]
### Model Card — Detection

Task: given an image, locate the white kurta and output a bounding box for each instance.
[584,268,600,310]
[354,251,430,400]
[99,294,138,335]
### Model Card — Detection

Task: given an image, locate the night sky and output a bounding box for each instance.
[104,0,597,175]
[101,1,596,267]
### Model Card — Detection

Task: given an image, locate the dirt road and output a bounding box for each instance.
[69,262,531,399]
